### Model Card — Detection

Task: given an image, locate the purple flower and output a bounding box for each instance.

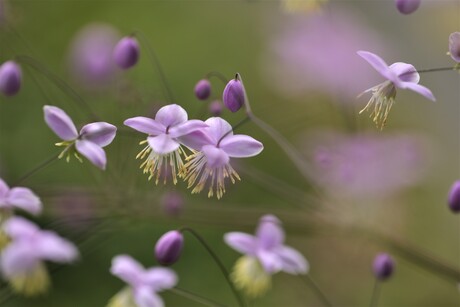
[0,178,41,216]
[194,79,211,100]
[109,254,178,307]
[44,105,117,170]
[208,100,223,116]
[447,181,460,213]
[160,191,184,217]
[448,32,460,63]
[154,230,184,266]
[357,50,435,129]
[1,217,79,295]
[124,104,207,184]
[181,117,263,199]
[222,78,245,113]
[395,0,421,14]
[113,36,140,69]
[224,215,308,297]
[373,253,395,280]
[0,61,21,96]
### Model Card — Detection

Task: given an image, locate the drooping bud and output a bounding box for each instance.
[113,36,140,69]
[0,61,22,96]
[194,79,211,100]
[161,191,184,217]
[448,180,460,213]
[209,100,223,116]
[448,32,460,63]
[373,253,395,280]
[154,230,184,266]
[223,77,245,113]
[395,0,421,15]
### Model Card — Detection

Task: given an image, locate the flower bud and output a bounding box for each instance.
[373,253,395,280]
[395,0,421,15]
[209,100,223,116]
[161,191,184,217]
[194,79,211,100]
[113,37,140,69]
[0,61,21,96]
[223,78,245,113]
[449,32,460,63]
[154,230,184,266]
[448,180,460,213]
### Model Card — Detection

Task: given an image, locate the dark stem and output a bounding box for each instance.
[205,71,229,85]
[369,279,381,307]
[13,153,60,186]
[217,116,251,146]
[180,227,246,307]
[133,30,175,103]
[300,274,333,307]
[399,66,458,78]
[170,287,227,307]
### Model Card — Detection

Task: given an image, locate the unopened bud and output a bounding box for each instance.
[373,253,395,280]
[0,61,21,96]
[395,0,421,15]
[448,180,460,213]
[223,78,245,113]
[194,79,211,100]
[154,230,184,266]
[113,37,140,69]
[161,191,184,217]
[449,32,460,63]
[209,100,223,116]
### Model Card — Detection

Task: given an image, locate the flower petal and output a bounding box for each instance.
[256,215,285,250]
[0,178,9,199]
[124,117,166,135]
[400,82,436,102]
[110,255,145,286]
[155,104,188,127]
[357,51,394,82]
[80,122,117,147]
[168,120,208,138]
[202,145,229,168]
[224,232,257,255]
[147,134,180,155]
[219,134,264,158]
[204,117,233,143]
[75,140,107,170]
[1,241,37,277]
[177,130,214,151]
[389,62,420,84]
[143,267,178,291]
[43,105,78,141]
[3,216,39,238]
[275,246,309,275]
[6,187,42,215]
[134,287,164,307]
[257,250,282,274]
[36,232,79,263]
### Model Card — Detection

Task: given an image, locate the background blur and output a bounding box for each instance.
[0,0,459,306]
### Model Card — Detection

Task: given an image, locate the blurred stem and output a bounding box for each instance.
[205,71,228,85]
[13,153,60,185]
[369,279,381,307]
[180,227,246,307]
[299,274,333,307]
[170,287,227,307]
[217,116,251,145]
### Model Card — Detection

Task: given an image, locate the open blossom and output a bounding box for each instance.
[124,104,207,184]
[357,50,435,129]
[181,117,263,199]
[224,215,308,297]
[44,105,117,170]
[1,217,78,296]
[448,32,460,63]
[0,177,41,217]
[109,255,178,307]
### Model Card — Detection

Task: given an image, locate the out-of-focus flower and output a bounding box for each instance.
[44,105,117,170]
[181,117,263,199]
[0,61,21,96]
[113,36,140,69]
[309,132,429,200]
[154,230,184,266]
[281,0,327,14]
[0,177,41,217]
[447,181,460,213]
[373,253,395,280]
[109,255,177,307]
[1,217,78,296]
[448,32,460,63]
[224,215,308,297]
[395,0,421,14]
[194,79,211,100]
[357,50,435,129]
[265,10,389,102]
[209,100,223,116]
[124,104,207,184]
[68,23,119,89]
[160,191,184,217]
[223,78,245,113]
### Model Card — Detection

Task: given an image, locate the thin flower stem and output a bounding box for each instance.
[180,227,246,307]
[300,274,333,307]
[170,287,227,307]
[13,153,60,186]
[369,279,381,307]
[14,55,98,121]
[205,71,229,85]
[132,30,175,103]
[399,66,458,78]
[217,116,251,146]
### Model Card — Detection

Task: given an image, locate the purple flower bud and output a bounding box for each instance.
[155,230,184,266]
[395,0,421,15]
[223,78,245,113]
[0,61,21,96]
[373,253,395,280]
[448,181,460,213]
[194,79,211,100]
[161,191,184,217]
[113,37,140,69]
[209,100,223,116]
[449,32,460,63]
